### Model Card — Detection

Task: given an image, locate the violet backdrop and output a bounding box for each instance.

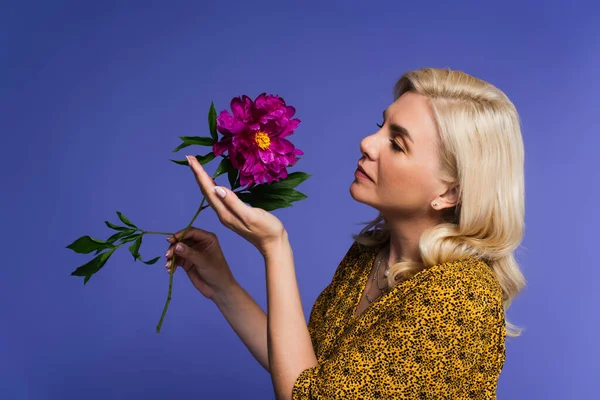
[1,1,598,399]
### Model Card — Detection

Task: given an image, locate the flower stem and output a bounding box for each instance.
[156,196,208,333]
[142,231,174,236]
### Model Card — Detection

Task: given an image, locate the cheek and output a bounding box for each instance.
[381,164,437,201]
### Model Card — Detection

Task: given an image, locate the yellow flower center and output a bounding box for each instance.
[254,131,271,150]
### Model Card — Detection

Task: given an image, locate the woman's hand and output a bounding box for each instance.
[165,227,236,300]
[186,155,286,257]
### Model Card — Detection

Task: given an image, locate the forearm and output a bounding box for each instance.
[263,232,318,400]
[212,281,270,373]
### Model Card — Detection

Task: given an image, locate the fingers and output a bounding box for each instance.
[186,155,230,218]
[187,156,254,232]
[209,185,253,229]
[165,241,200,273]
[165,243,189,273]
[168,226,215,244]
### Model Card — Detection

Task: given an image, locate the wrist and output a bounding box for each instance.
[212,278,241,308]
[261,230,290,260]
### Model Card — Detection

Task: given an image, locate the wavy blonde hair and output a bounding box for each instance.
[352,67,526,337]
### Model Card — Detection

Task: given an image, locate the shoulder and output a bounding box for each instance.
[404,256,504,314]
[330,240,374,281]
[323,237,381,290]
[430,257,502,294]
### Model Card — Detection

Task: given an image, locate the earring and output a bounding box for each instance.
[432,201,438,208]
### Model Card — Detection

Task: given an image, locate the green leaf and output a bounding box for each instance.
[172,136,214,153]
[106,228,137,244]
[97,232,139,254]
[120,233,140,243]
[66,236,115,254]
[128,235,143,261]
[116,211,137,228]
[255,188,309,202]
[237,192,294,211]
[198,152,217,165]
[258,172,312,191]
[142,256,161,265]
[104,220,128,231]
[70,248,117,285]
[214,157,233,179]
[227,163,239,190]
[170,152,216,166]
[209,102,218,142]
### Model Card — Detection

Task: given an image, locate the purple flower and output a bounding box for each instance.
[213,93,303,188]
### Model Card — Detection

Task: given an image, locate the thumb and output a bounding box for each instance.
[172,242,196,272]
[174,241,215,264]
[174,242,191,257]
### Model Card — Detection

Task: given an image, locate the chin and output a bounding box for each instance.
[349,182,370,205]
[350,183,387,213]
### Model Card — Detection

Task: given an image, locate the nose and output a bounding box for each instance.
[359,132,378,160]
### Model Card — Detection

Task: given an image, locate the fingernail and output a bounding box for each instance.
[214,186,226,198]
[186,155,193,164]
[175,243,184,253]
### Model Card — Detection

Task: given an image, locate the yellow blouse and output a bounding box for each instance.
[292,240,506,399]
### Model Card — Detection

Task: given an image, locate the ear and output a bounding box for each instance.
[433,185,459,210]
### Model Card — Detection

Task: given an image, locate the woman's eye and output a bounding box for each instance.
[376,122,383,128]
[389,138,404,153]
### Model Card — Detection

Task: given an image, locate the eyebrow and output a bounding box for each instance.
[383,110,414,144]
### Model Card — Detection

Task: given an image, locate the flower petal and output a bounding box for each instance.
[230,97,244,119]
[285,105,296,118]
[213,137,232,156]
[217,110,235,135]
[271,138,294,154]
[257,148,274,164]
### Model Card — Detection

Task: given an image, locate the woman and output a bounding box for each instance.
[165,67,525,399]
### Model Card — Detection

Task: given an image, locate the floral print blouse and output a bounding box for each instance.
[292,240,506,399]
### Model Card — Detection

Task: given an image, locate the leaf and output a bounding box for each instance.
[214,157,232,179]
[93,232,138,255]
[236,192,294,211]
[142,256,161,265]
[170,152,216,166]
[104,220,128,231]
[251,198,294,211]
[119,233,140,244]
[70,248,117,285]
[172,136,214,153]
[227,162,239,190]
[66,236,115,254]
[258,172,312,191]
[129,235,143,261]
[180,136,215,146]
[106,229,137,244]
[255,188,308,203]
[209,102,218,142]
[116,211,137,228]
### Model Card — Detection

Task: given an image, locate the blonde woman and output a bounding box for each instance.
[165,67,525,399]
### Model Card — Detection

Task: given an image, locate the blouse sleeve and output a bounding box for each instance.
[291,263,506,399]
[303,241,363,356]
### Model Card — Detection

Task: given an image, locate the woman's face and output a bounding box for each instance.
[350,91,450,217]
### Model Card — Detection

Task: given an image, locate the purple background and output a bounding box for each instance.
[2,1,598,399]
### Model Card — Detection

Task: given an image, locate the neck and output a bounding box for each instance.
[384,214,442,265]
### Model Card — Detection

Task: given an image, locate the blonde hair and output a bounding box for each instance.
[352,67,526,337]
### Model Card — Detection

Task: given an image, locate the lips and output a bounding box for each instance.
[356,164,373,181]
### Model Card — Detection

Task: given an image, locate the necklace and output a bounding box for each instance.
[365,245,391,304]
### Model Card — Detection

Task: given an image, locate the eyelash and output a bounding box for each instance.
[377,122,404,153]
[389,138,404,153]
